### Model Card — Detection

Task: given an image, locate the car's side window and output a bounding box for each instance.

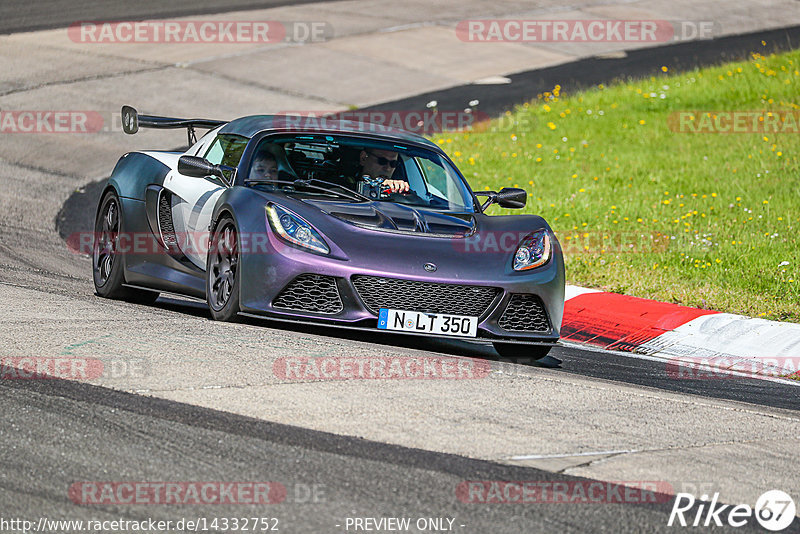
[418,158,446,194]
[204,134,249,167]
[204,138,225,164]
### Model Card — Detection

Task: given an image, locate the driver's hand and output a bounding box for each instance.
[383,179,409,193]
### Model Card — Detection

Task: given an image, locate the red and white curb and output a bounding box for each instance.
[562,286,800,383]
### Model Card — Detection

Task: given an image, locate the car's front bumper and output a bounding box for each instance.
[237,226,565,344]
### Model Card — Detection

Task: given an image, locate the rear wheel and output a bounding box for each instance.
[206,216,241,322]
[492,342,552,362]
[92,191,159,304]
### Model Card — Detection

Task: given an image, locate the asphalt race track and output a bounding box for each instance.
[0,0,343,35]
[2,1,800,533]
[4,376,758,534]
[363,24,800,121]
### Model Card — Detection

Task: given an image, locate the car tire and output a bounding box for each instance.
[206,216,242,322]
[93,190,159,305]
[492,342,552,362]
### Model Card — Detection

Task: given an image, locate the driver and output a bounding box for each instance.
[358,148,409,194]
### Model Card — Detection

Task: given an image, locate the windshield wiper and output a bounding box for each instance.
[301,178,371,202]
[245,178,368,202]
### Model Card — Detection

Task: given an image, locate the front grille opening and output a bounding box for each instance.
[498,294,550,332]
[352,275,500,318]
[273,274,343,314]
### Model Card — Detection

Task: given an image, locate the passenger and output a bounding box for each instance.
[250,151,279,181]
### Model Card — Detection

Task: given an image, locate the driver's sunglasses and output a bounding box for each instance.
[366,152,399,168]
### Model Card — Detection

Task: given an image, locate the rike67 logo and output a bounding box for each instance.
[669,490,796,531]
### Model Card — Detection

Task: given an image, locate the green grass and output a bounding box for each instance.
[433,47,800,321]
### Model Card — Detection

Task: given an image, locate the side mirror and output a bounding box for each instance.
[178,155,224,179]
[474,187,527,210]
[495,187,527,209]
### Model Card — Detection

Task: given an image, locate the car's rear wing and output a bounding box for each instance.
[121,105,226,145]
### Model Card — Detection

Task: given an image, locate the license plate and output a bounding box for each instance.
[377,308,478,337]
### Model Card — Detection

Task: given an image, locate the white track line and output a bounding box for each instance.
[509,449,638,461]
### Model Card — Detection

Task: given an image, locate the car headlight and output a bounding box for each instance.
[513,230,551,271]
[266,204,329,255]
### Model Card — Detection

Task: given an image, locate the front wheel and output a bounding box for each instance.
[492,342,553,362]
[206,216,241,322]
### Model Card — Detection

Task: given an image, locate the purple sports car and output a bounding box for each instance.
[92,106,565,361]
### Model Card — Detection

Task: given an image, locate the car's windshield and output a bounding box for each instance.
[244,135,475,212]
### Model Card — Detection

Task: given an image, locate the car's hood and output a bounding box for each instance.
[301,199,476,237]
